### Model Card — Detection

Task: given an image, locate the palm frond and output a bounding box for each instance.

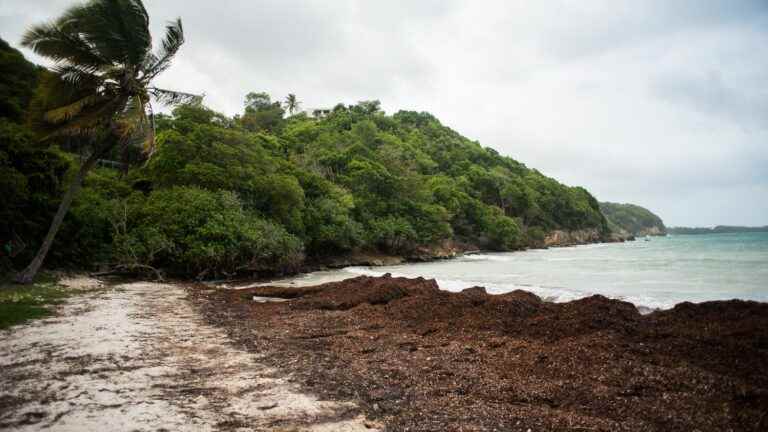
[29,72,94,128]
[117,95,147,138]
[115,94,160,157]
[43,94,104,124]
[115,0,152,65]
[51,64,103,90]
[21,22,109,71]
[144,18,184,79]
[141,52,159,72]
[39,98,124,140]
[143,103,157,156]
[149,87,202,106]
[57,0,151,66]
[22,0,188,156]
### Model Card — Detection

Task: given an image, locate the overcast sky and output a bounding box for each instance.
[2,0,767,227]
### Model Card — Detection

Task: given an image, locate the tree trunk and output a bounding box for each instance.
[14,151,103,284]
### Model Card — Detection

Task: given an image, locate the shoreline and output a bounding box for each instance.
[221,238,687,314]
[221,232,637,288]
[4,270,766,430]
[78,229,636,288]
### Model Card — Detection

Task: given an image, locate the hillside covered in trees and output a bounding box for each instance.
[1,35,611,279]
[600,202,666,237]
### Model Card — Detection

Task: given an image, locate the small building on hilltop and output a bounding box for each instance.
[304,107,332,118]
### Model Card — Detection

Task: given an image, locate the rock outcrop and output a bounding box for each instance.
[543,228,603,247]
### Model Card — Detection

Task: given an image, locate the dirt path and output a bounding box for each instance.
[0,278,378,431]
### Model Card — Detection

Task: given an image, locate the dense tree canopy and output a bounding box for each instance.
[1,37,70,273]
[0,39,41,122]
[3,34,613,278]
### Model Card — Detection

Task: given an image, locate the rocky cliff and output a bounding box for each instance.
[543,228,604,247]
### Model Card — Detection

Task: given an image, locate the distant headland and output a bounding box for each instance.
[668,225,768,235]
[599,202,666,238]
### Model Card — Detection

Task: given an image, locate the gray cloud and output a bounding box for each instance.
[653,70,768,131]
[537,0,768,61]
[2,0,767,226]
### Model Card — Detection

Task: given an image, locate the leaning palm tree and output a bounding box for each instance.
[284,93,300,115]
[15,0,198,284]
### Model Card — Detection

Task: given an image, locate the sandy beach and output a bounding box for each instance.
[2,272,767,431]
[0,276,380,431]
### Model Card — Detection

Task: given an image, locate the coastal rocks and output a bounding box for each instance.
[543,228,603,247]
[305,241,476,273]
[321,253,405,269]
[408,240,470,261]
[635,226,666,237]
[607,229,634,242]
[607,224,666,242]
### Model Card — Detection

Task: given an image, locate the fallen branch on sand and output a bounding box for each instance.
[91,264,164,281]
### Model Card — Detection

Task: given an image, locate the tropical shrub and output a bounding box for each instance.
[113,187,303,276]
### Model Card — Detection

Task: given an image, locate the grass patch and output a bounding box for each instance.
[0,274,72,330]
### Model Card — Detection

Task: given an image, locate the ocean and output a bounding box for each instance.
[292,232,768,311]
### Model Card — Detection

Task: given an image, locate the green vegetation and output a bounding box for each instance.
[1,36,70,276]
[3,92,608,278]
[8,0,195,283]
[2,0,611,282]
[0,273,71,329]
[668,226,768,235]
[0,38,40,122]
[600,202,666,237]
[113,187,303,277]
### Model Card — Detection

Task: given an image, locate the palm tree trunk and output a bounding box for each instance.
[14,151,103,284]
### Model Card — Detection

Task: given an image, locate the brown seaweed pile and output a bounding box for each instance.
[193,275,768,431]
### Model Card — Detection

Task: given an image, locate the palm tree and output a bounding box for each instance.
[284,93,300,115]
[15,0,197,284]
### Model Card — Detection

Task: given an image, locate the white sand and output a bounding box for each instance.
[0,278,379,431]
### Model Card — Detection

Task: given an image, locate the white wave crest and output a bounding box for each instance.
[461,254,513,262]
[340,266,675,312]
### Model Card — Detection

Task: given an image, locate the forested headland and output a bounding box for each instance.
[2,33,615,280]
[599,202,667,238]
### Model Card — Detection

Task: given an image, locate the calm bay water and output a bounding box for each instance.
[338,232,768,310]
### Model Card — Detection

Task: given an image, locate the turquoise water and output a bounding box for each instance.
[343,232,768,310]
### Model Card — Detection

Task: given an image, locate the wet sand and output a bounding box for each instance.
[231,269,358,289]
